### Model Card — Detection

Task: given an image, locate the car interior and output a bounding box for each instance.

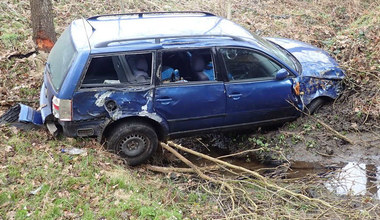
[81,53,152,86]
[161,49,215,83]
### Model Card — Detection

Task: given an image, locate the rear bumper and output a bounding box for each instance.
[58,118,108,138]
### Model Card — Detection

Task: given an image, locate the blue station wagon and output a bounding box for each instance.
[2,12,345,165]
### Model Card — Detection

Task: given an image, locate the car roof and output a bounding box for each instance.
[70,12,270,53]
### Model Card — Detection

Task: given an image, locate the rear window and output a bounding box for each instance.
[47,27,77,91]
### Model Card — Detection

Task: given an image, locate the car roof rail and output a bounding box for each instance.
[87,11,216,20]
[94,35,245,48]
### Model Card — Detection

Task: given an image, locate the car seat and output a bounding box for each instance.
[133,57,150,83]
[191,55,209,81]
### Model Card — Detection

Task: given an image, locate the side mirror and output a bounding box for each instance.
[275,68,289,80]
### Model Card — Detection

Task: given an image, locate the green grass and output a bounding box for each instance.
[0,128,200,219]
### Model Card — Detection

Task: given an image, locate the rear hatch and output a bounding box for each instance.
[41,27,79,124]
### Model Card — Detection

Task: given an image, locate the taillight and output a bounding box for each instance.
[52,96,72,121]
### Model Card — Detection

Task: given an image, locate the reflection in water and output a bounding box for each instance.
[325,162,379,199]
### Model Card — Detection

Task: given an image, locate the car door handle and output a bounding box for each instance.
[228,93,242,100]
[156,98,173,104]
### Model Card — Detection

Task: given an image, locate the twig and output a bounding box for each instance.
[312,117,355,145]
[217,148,263,159]
[316,151,334,157]
[362,88,379,125]
[288,100,355,145]
[195,138,211,151]
[145,164,220,173]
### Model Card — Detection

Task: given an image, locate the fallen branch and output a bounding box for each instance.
[167,141,267,182]
[217,148,263,159]
[160,142,235,195]
[288,100,355,145]
[311,117,355,145]
[160,142,236,213]
[166,141,333,208]
[145,164,220,173]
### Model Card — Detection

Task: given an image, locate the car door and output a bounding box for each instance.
[154,48,226,134]
[219,47,301,126]
[73,52,155,121]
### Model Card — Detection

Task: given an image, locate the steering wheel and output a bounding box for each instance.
[226,49,238,60]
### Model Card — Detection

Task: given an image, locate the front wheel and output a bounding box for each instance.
[106,122,158,166]
[304,98,325,115]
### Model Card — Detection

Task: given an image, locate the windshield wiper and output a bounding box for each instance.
[45,62,51,74]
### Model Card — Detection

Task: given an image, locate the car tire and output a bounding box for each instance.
[305,98,325,115]
[106,122,158,166]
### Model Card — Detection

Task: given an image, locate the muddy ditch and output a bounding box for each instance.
[152,132,380,200]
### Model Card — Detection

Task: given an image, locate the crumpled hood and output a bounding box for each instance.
[265,37,345,79]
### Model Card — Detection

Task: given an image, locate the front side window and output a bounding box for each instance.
[220,48,281,81]
[160,49,215,83]
[81,52,152,87]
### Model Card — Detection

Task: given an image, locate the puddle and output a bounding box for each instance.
[171,139,380,199]
[325,162,380,199]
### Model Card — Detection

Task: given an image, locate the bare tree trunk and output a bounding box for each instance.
[30,0,56,52]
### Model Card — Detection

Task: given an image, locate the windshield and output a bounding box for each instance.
[251,33,298,72]
[47,27,77,91]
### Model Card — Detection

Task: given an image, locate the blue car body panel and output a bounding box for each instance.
[154,82,226,133]
[224,78,301,125]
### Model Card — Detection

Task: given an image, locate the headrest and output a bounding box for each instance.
[192,55,205,72]
[136,58,148,72]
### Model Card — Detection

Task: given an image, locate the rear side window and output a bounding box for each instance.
[81,53,152,87]
[160,49,215,83]
[47,27,77,91]
[220,48,281,81]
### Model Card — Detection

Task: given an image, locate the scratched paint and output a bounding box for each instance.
[94,91,114,107]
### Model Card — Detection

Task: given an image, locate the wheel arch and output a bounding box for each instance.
[101,116,168,143]
[309,95,334,104]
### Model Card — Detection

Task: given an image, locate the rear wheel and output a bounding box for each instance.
[305,98,325,115]
[106,122,158,166]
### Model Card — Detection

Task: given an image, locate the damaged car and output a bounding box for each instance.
[0,11,345,165]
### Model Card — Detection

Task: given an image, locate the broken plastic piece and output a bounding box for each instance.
[61,147,87,155]
[0,104,43,129]
[30,185,43,195]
